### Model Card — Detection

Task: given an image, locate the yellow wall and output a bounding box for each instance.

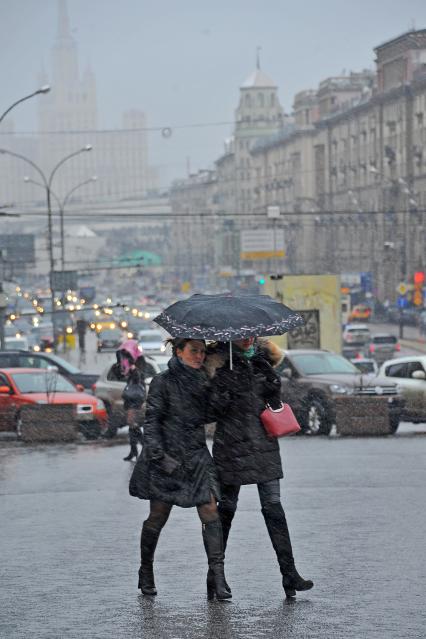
[265,274,342,352]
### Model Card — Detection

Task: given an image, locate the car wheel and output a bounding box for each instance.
[79,422,102,440]
[389,416,400,434]
[305,397,332,435]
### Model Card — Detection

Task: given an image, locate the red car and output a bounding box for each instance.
[0,368,107,439]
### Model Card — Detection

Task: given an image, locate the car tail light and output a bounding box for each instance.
[395,343,401,351]
[369,344,375,353]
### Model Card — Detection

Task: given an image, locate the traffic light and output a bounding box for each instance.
[258,276,265,285]
[413,272,424,306]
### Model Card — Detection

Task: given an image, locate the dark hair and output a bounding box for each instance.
[165,337,206,356]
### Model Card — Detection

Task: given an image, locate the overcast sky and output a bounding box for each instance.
[1,0,426,184]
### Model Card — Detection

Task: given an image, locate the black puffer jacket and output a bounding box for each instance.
[207,344,283,486]
[129,356,219,507]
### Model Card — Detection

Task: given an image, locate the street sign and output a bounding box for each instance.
[397,295,408,309]
[240,228,285,260]
[396,282,408,295]
[52,270,78,292]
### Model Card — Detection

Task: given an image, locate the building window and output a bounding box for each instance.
[245,94,252,108]
[258,92,264,107]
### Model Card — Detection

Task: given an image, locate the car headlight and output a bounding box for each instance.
[329,383,352,395]
[96,399,106,410]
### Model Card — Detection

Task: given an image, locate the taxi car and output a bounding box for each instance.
[348,304,372,322]
[0,368,107,438]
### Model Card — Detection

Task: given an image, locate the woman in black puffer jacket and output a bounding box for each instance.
[206,337,313,598]
[129,338,231,601]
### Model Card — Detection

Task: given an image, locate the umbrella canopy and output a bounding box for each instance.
[154,293,304,341]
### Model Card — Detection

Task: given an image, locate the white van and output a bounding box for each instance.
[4,336,30,351]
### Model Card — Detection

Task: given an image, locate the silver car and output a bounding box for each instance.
[93,355,161,431]
[379,355,426,423]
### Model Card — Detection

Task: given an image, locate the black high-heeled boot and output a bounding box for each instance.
[262,503,313,598]
[202,520,232,601]
[138,522,161,595]
[207,507,234,594]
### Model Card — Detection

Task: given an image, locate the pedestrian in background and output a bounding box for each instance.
[108,339,147,461]
[129,338,231,600]
[206,336,313,598]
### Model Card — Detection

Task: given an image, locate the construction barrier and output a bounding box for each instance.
[19,404,77,442]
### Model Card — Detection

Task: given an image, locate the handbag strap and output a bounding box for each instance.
[265,402,285,413]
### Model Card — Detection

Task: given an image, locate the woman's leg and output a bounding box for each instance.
[139,500,173,595]
[258,480,313,597]
[124,408,143,461]
[197,495,232,600]
[218,484,240,553]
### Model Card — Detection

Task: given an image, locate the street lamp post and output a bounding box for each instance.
[24,175,97,352]
[0,86,51,124]
[0,145,93,352]
[0,86,51,349]
[24,175,98,270]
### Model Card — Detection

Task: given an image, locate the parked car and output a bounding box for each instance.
[0,368,107,439]
[93,355,161,430]
[350,357,379,376]
[150,354,171,371]
[138,329,167,355]
[364,333,400,364]
[379,355,426,423]
[276,349,404,435]
[0,350,99,391]
[96,328,124,352]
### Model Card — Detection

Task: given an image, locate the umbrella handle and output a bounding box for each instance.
[229,341,233,370]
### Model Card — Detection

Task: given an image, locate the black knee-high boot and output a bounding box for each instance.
[138,521,161,595]
[202,519,232,600]
[262,503,313,597]
[207,507,235,594]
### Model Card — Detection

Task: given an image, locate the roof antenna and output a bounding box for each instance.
[256,46,262,70]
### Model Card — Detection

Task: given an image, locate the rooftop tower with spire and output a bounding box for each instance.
[233,51,284,213]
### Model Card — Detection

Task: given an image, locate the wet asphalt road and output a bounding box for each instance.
[1,431,425,639]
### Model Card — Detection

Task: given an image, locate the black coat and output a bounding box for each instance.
[129,356,219,508]
[208,346,283,486]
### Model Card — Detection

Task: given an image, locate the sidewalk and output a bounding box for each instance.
[400,336,426,353]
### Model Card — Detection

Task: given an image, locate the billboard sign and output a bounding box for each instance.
[0,234,35,264]
[240,228,285,260]
[52,270,78,291]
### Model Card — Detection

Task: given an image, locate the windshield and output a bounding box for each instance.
[41,353,80,374]
[372,336,397,344]
[5,339,27,350]
[12,372,77,393]
[291,353,359,375]
[100,329,122,338]
[139,333,163,343]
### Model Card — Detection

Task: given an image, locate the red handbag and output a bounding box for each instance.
[260,402,301,437]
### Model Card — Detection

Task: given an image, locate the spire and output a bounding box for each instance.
[57,0,71,41]
[256,46,262,70]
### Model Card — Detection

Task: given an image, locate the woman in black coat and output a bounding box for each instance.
[206,337,313,598]
[107,339,147,460]
[129,338,231,600]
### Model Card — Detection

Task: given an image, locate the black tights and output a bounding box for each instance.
[145,495,219,530]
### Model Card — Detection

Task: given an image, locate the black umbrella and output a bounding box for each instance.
[154,293,304,341]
